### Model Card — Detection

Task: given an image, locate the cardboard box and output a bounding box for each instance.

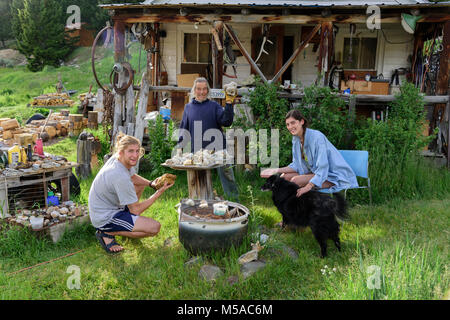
[177,73,200,88]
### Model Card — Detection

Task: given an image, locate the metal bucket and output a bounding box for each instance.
[178,199,249,254]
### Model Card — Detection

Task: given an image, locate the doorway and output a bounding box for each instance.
[282,36,294,83]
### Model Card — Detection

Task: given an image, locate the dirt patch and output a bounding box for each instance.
[0,49,27,66]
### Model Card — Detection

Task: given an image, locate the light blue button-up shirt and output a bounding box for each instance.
[288,128,358,192]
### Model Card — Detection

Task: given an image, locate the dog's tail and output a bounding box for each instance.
[332,192,349,220]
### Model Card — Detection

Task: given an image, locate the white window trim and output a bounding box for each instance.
[335,24,384,73]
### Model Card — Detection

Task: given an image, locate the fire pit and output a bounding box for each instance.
[178,199,249,254]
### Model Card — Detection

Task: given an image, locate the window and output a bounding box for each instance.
[342,37,377,69]
[183,33,211,63]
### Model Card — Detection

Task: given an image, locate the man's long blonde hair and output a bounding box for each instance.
[114,132,145,158]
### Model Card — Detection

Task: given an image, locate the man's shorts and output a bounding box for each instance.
[97,206,138,232]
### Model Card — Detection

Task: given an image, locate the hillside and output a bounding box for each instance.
[0,43,146,123]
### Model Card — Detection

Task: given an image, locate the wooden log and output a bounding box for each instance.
[3,130,12,140]
[60,127,68,136]
[60,120,70,128]
[1,119,19,131]
[69,114,83,122]
[60,109,70,117]
[134,73,149,173]
[14,133,33,146]
[44,126,57,139]
[186,169,214,200]
[88,111,98,123]
[116,12,450,25]
[87,111,98,130]
[76,139,92,179]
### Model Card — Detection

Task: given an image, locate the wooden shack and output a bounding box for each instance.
[96,0,450,167]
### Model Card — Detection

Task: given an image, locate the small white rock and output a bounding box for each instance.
[51,211,60,218]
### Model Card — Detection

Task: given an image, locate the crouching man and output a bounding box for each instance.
[88,133,174,254]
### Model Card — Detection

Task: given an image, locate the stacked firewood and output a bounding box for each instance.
[0,111,73,146]
[30,93,75,107]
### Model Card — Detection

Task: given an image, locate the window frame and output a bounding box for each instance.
[182,32,211,64]
[342,36,378,70]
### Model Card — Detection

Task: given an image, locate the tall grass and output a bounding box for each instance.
[321,237,448,300]
[347,150,450,205]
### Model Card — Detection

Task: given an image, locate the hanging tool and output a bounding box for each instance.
[223,33,237,78]
[348,24,356,64]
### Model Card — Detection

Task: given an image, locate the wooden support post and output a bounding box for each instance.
[135,73,150,145]
[186,169,214,200]
[113,20,126,63]
[76,139,92,179]
[271,24,321,83]
[60,175,70,202]
[318,22,333,85]
[87,111,98,130]
[212,21,224,90]
[211,27,223,51]
[223,23,268,83]
[325,22,335,85]
[447,94,450,169]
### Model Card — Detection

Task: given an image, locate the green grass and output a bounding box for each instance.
[0,43,146,123]
[0,45,449,300]
[0,137,449,299]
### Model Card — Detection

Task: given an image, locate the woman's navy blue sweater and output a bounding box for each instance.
[178,98,234,152]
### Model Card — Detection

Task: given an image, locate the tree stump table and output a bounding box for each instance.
[161,163,224,200]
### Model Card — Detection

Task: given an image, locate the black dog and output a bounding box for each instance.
[261,174,349,258]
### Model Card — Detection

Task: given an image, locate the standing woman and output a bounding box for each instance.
[261,109,358,197]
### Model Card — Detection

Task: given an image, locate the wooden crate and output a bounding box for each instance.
[0,165,76,218]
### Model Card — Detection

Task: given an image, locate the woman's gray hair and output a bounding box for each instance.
[190,77,211,101]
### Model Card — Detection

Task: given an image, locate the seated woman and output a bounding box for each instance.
[261,109,358,198]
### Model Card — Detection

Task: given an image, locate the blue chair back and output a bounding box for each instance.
[339,150,369,179]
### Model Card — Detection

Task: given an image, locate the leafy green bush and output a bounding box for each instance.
[354,82,445,203]
[144,115,176,176]
[85,126,111,164]
[299,84,352,149]
[235,80,291,167]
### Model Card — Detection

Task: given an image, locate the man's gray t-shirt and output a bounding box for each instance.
[88,155,138,228]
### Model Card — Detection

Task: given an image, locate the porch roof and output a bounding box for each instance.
[100,0,450,10]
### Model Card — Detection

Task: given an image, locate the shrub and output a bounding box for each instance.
[144,115,176,177]
[235,80,291,167]
[298,84,352,149]
[354,82,444,203]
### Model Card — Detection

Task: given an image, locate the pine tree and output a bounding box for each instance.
[13,0,77,72]
[0,0,13,48]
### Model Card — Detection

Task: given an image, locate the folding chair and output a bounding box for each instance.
[319,150,372,206]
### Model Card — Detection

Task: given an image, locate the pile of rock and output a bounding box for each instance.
[7,201,88,229]
[0,153,71,177]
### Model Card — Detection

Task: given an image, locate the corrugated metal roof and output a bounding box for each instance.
[141,0,449,6]
[101,0,450,8]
